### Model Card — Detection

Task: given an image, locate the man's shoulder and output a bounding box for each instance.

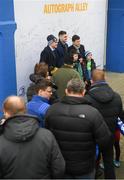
[47,101,60,108]
[57,41,63,48]
[45,101,61,113]
[80,44,85,48]
[113,91,122,104]
[27,98,49,108]
[46,100,101,123]
[41,46,51,54]
[70,68,81,78]
[113,91,121,98]
[53,67,66,76]
[47,99,95,110]
[38,127,52,135]
[37,128,54,142]
[68,45,75,51]
[39,101,50,111]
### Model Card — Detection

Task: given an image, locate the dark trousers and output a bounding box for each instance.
[114,141,120,161]
[101,142,116,179]
[114,129,120,161]
[64,169,95,179]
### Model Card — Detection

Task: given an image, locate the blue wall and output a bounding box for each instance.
[0,0,17,116]
[106,0,124,72]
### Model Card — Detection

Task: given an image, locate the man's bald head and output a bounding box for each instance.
[92,69,105,82]
[3,96,26,118]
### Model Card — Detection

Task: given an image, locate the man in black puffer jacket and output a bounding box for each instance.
[0,96,65,179]
[45,79,111,179]
[85,69,124,179]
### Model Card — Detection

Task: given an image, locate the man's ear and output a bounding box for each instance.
[3,110,11,119]
[82,90,85,96]
[38,89,43,96]
[90,79,93,84]
[65,88,68,95]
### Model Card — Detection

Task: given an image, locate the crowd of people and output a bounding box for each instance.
[0,30,124,179]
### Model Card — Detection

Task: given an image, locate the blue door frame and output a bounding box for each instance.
[106,0,124,72]
[0,0,17,116]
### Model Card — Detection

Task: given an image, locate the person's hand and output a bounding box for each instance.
[84,81,88,85]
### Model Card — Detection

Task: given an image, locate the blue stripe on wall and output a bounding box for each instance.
[106,0,124,72]
[0,0,17,116]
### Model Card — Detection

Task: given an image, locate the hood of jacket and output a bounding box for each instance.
[29,74,44,83]
[88,82,114,103]
[3,114,39,142]
[29,74,58,90]
[61,96,91,105]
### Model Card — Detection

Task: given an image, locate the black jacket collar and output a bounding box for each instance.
[61,96,91,105]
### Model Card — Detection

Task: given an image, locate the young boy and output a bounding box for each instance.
[70,50,83,79]
[83,51,96,91]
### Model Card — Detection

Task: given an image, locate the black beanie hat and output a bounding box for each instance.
[47,34,57,45]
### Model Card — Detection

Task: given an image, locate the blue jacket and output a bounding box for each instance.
[27,95,50,127]
[117,117,124,135]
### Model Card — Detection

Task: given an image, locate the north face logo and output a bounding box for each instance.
[78,114,85,118]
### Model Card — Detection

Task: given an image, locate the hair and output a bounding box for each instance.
[72,35,80,42]
[34,63,48,76]
[3,96,26,116]
[35,79,52,94]
[64,54,73,65]
[92,69,105,82]
[58,31,67,36]
[67,79,84,94]
[69,49,78,59]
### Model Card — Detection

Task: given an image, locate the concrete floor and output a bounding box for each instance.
[106,72,124,107]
